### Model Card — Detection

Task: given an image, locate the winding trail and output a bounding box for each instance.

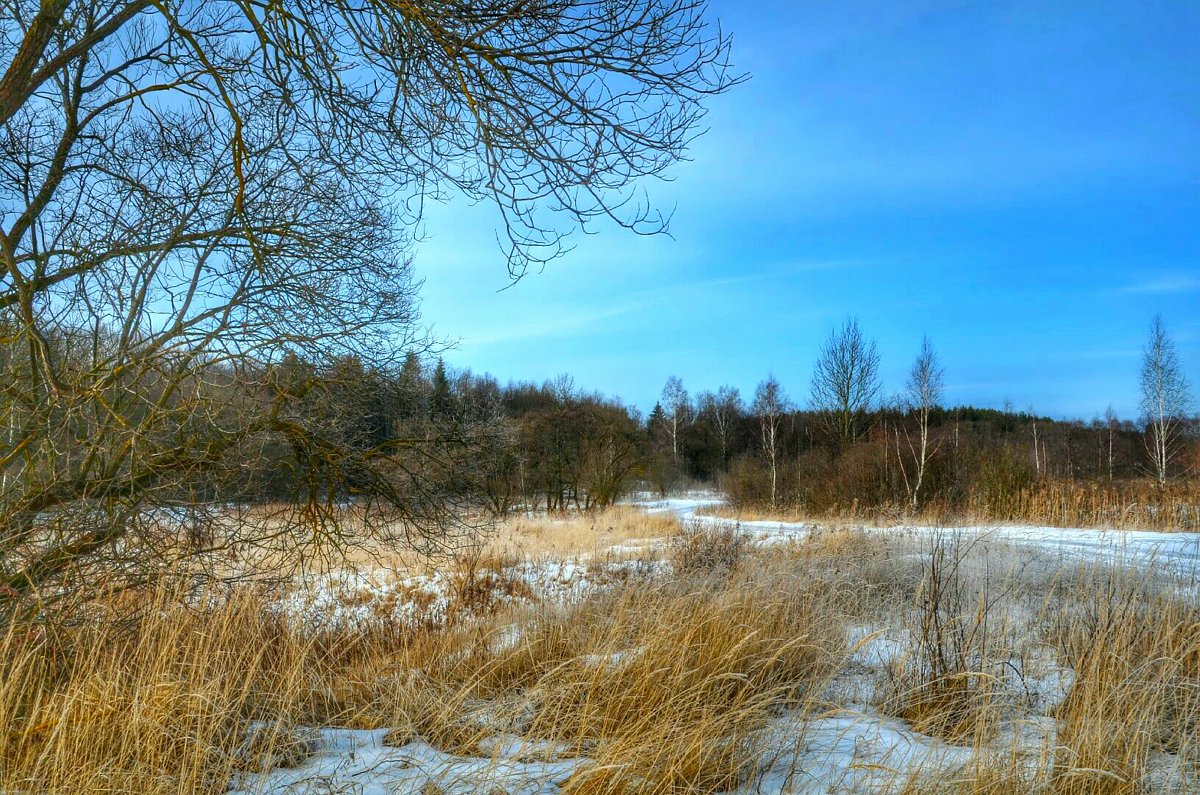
[636,492,1200,575]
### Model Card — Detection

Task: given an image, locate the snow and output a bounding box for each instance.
[226,713,977,795]
[640,493,1200,573]
[629,492,725,519]
[278,558,667,631]
[234,492,1200,794]
[227,728,587,795]
[754,709,977,794]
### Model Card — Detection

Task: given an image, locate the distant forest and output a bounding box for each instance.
[240,339,1199,529]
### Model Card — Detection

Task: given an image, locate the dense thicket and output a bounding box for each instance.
[239,352,1199,527]
[220,353,646,512]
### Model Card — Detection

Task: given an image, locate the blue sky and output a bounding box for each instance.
[414,0,1199,419]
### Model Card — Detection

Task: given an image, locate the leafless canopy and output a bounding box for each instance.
[810,317,882,448]
[751,374,788,507]
[0,0,736,610]
[1139,315,1192,486]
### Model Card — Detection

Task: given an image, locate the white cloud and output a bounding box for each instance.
[1119,275,1200,295]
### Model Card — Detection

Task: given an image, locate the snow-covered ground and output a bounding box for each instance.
[279,558,666,631]
[232,493,1200,794]
[227,727,586,795]
[641,492,1200,573]
[226,711,981,795]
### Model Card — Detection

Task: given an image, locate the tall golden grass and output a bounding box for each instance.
[0,548,847,794]
[712,478,1200,532]
[964,479,1200,532]
[890,546,1200,795]
[2,518,1198,794]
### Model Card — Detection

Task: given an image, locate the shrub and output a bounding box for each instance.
[881,532,1005,743]
[670,521,751,575]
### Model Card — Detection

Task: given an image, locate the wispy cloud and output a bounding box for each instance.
[460,299,653,347]
[449,261,864,349]
[1119,275,1200,295]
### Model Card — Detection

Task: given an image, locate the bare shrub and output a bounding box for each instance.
[722,454,775,508]
[882,531,1007,743]
[671,521,751,575]
[447,550,535,624]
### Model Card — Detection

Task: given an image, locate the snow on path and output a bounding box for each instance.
[632,492,1200,574]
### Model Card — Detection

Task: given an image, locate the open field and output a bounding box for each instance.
[3,497,1200,794]
[3,3,1194,794]
[699,479,1200,534]
[680,496,1200,574]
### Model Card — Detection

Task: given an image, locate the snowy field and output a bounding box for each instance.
[647,493,1200,572]
[230,494,1200,794]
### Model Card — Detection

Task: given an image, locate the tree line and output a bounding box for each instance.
[231,315,1195,522]
[652,315,1196,518]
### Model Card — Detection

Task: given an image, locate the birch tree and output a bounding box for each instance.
[661,376,690,466]
[1139,315,1192,486]
[810,318,882,448]
[752,375,789,508]
[708,385,742,467]
[898,337,944,510]
[1104,404,1118,482]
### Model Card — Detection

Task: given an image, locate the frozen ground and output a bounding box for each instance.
[639,492,1200,573]
[227,727,586,795]
[280,558,665,631]
[233,493,1200,794]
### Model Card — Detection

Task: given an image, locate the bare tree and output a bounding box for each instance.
[0,1,736,611]
[1029,406,1044,477]
[1104,404,1118,482]
[752,375,789,508]
[1139,315,1192,487]
[897,337,944,511]
[703,385,742,467]
[660,375,691,466]
[810,318,883,448]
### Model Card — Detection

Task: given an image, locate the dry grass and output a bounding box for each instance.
[711,478,1200,532]
[0,539,842,794]
[878,542,1200,795]
[406,567,847,793]
[0,589,316,793]
[1045,569,1200,794]
[4,508,1200,794]
[670,520,752,575]
[481,505,682,560]
[534,573,843,792]
[964,479,1200,533]
[187,502,673,579]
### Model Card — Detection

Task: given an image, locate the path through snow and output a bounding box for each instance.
[639,493,1200,574]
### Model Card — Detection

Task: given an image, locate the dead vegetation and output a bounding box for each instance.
[1,512,1198,794]
[705,477,1200,532]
